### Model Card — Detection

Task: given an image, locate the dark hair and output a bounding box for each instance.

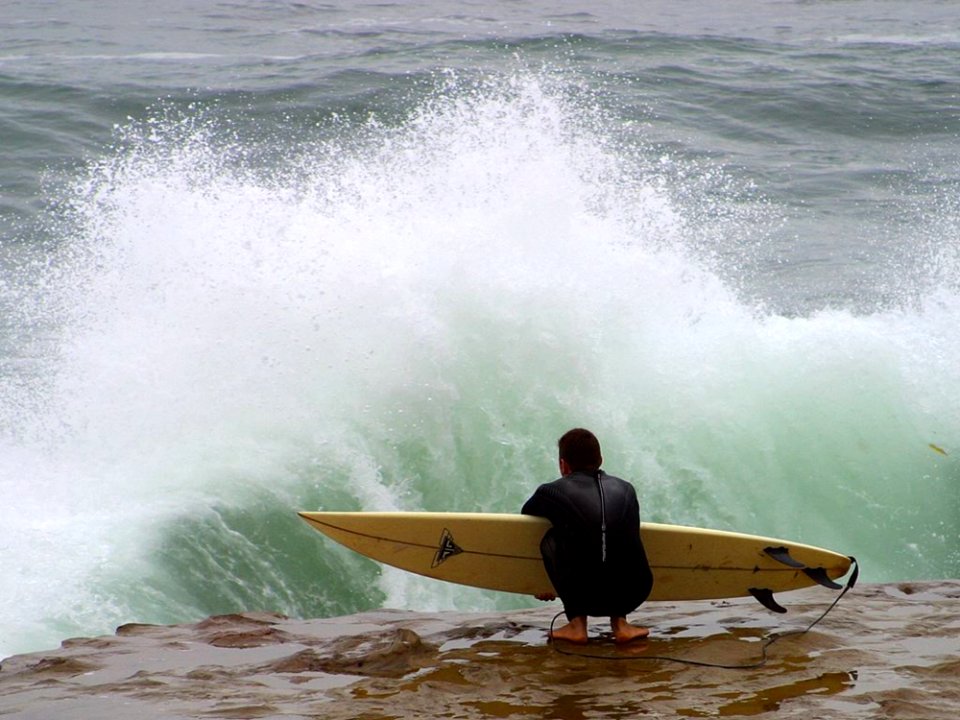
[558,428,602,472]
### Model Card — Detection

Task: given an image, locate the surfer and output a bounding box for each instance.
[522,428,654,644]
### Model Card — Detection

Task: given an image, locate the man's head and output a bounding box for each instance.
[558,428,603,474]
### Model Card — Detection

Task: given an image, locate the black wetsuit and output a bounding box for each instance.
[521,470,654,620]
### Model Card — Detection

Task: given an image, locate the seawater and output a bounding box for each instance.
[1,1,958,659]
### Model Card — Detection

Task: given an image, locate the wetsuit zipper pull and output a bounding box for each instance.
[596,470,607,563]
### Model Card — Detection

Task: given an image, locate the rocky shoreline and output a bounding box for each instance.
[2,581,958,719]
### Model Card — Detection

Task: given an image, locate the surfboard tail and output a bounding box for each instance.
[749,547,859,613]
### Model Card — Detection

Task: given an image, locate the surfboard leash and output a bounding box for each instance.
[547,556,859,670]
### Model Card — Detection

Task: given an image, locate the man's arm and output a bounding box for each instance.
[521,481,560,518]
[522,484,560,601]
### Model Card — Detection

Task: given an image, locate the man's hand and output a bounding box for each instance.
[534,592,556,602]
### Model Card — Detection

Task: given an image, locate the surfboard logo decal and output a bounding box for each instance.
[433,528,464,567]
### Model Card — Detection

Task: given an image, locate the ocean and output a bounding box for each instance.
[1,0,958,661]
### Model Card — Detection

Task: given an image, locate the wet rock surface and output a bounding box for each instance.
[2,582,959,719]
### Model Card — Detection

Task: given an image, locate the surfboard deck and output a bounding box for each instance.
[299,511,852,604]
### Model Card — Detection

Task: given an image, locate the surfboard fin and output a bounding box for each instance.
[749,588,787,614]
[802,567,843,590]
[763,545,806,568]
[764,545,844,590]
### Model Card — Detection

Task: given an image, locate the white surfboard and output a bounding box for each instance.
[299,511,853,609]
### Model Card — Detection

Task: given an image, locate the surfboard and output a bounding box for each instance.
[299,511,853,609]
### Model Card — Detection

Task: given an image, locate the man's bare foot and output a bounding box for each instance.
[550,616,589,644]
[611,616,649,644]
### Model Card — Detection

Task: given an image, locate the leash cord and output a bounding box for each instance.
[548,557,858,670]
